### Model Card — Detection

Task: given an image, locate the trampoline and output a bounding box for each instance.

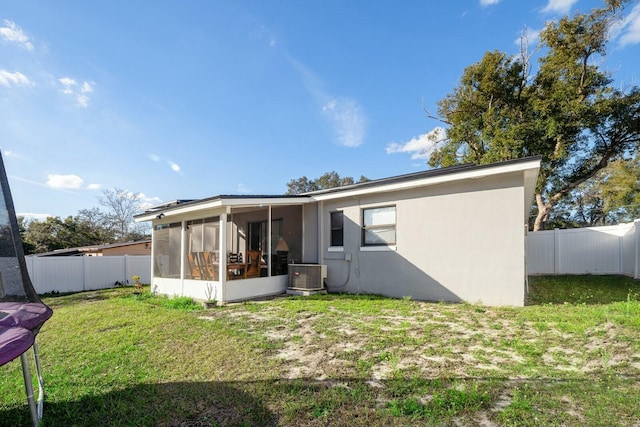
[0,153,53,427]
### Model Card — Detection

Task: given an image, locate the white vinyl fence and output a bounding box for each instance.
[23,222,640,295]
[526,220,640,278]
[25,255,151,294]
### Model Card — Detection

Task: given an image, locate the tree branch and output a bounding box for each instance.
[421,98,451,125]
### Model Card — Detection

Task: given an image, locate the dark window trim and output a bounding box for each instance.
[361,205,396,246]
[330,211,344,247]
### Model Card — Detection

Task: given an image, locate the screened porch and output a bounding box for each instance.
[150,201,304,302]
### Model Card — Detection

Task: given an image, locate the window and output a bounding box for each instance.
[362,206,396,246]
[330,211,344,247]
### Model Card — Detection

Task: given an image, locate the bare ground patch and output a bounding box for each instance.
[199,297,640,425]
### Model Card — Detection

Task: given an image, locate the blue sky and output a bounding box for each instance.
[2,0,639,219]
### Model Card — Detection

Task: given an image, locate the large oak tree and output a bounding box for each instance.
[428,0,640,230]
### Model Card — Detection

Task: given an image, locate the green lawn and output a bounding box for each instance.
[1,275,640,426]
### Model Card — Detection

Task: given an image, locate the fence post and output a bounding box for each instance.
[124,255,129,285]
[82,256,87,291]
[619,224,624,275]
[633,219,640,279]
[554,228,560,274]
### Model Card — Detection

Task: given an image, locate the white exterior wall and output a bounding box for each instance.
[319,172,527,306]
[302,203,319,263]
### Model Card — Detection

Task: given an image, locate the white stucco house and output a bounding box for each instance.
[134,156,541,306]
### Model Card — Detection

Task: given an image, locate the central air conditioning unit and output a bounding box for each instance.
[288,264,327,291]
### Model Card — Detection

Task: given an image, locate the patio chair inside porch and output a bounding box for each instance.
[227,252,245,280]
[244,250,262,279]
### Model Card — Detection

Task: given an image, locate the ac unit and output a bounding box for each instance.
[288,264,327,291]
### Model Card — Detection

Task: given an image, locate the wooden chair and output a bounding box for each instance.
[227,253,245,280]
[187,253,202,279]
[245,250,262,279]
[202,251,219,281]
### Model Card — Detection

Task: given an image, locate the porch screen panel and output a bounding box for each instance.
[185,217,220,281]
[203,217,219,255]
[153,222,181,278]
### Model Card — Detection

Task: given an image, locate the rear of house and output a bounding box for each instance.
[135,156,540,306]
[304,158,539,306]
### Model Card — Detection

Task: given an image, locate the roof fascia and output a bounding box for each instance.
[310,158,542,202]
[134,196,312,222]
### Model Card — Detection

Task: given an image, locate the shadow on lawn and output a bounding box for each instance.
[3,376,639,426]
[0,381,276,427]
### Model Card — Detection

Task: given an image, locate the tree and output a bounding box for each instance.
[18,188,150,254]
[20,214,113,254]
[17,216,36,254]
[599,156,640,221]
[99,188,149,242]
[22,216,67,254]
[428,1,640,230]
[540,155,640,228]
[286,172,370,195]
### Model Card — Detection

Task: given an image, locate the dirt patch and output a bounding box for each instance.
[202,302,639,382]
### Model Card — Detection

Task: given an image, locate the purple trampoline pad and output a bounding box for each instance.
[0,302,53,331]
[0,326,34,366]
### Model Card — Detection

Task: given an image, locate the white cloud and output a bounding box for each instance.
[287,55,367,148]
[480,0,501,6]
[80,81,93,93]
[58,77,76,87]
[46,174,84,189]
[542,0,578,15]
[76,94,90,108]
[86,183,102,190]
[515,27,540,47]
[137,193,163,211]
[322,98,367,147]
[0,20,34,51]
[58,77,94,108]
[0,69,30,87]
[236,183,251,194]
[385,127,447,160]
[148,153,160,162]
[610,4,640,47]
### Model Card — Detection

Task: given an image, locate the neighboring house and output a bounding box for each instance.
[34,240,151,257]
[134,157,541,306]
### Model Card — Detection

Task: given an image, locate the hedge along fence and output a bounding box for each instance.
[526,220,640,278]
[25,255,151,294]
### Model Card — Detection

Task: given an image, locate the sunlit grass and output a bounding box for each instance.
[1,277,639,426]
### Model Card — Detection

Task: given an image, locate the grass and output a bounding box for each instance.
[1,275,639,426]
